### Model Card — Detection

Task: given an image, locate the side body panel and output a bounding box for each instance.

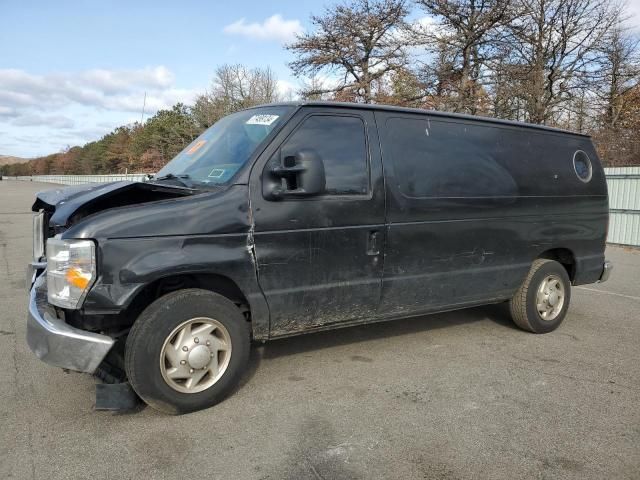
[375,111,608,317]
[62,186,271,339]
[249,107,387,336]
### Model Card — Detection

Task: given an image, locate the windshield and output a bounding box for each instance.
[156,106,293,186]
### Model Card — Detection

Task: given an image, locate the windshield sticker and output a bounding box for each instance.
[208,168,226,179]
[186,140,206,155]
[246,114,279,126]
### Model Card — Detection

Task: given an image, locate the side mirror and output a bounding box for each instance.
[264,149,326,200]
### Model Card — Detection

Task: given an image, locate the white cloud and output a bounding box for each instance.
[79,66,174,94]
[13,114,74,129]
[0,67,200,125]
[415,15,437,29]
[276,79,297,99]
[411,15,450,39]
[0,105,18,117]
[627,0,640,31]
[0,66,201,157]
[98,88,199,113]
[0,67,192,114]
[223,14,303,43]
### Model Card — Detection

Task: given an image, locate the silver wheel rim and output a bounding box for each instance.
[536,274,565,321]
[159,317,232,394]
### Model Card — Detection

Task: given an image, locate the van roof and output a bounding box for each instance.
[258,101,590,138]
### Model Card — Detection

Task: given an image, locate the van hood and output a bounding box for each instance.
[32,181,197,229]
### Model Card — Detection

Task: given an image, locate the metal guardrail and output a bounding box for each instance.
[4,168,640,246]
[2,174,150,185]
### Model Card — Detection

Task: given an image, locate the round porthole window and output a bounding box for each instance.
[573,150,592,183]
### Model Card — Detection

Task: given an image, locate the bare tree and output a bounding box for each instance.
[594,25,640,130]
[214,64,280,110]
[192,64,281,128]
[503,0,621,124]
[590,21,640,165]
[415,0,513,114]
[488,52,530,120]
[375,67,427,106]
[288,0,410,103]
[420,37,464,110]
[298,75,330,100]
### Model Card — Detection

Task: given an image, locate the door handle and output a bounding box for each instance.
[367,230,380,256]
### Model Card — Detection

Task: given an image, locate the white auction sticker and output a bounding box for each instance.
[246,114,279,126]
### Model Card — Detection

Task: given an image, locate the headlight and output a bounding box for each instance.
[46,238,96,309]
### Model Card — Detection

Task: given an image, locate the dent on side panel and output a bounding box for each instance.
[81,187,271,340]
[86,235,270,339]
[245,189,259,271]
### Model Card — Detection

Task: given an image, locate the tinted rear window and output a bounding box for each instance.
[385,117,518,198]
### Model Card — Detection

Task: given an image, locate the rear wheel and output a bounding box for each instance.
[125,288,250,414]
[509,259,571,333]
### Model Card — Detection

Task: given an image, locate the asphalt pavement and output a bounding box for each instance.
[1,180,638,480]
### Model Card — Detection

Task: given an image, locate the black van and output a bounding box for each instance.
[26,102,612,413]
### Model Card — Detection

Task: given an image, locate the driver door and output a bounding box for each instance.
[249,107,386,337]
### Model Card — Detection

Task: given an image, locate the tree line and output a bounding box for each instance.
[2,0,638,177]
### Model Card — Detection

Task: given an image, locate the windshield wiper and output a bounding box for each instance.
[153,173,195,189]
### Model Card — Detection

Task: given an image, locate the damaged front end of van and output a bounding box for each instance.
[24,105,291,410]
[26,181,198,374]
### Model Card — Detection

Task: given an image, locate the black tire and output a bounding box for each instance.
[125,288,250,414]
[509,259,572,333]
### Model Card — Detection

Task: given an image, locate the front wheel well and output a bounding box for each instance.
[94,273,251,385]
[537,248,576,281]
[124,273,251,326]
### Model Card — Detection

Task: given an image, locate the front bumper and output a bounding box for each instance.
[598,260,613,283]
[26,272,115,374]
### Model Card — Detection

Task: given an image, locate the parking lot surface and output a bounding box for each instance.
[1,180,639,479]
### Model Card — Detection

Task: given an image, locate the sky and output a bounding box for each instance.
[0,0,319,157]
[1,0,640,158]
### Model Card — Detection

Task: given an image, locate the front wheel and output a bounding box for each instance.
[509,259,572,333]
[125,289,250,414]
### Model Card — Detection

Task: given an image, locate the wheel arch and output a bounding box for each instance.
[124,272,254,332]
[90,235,271,340]
[536,248,576,281]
